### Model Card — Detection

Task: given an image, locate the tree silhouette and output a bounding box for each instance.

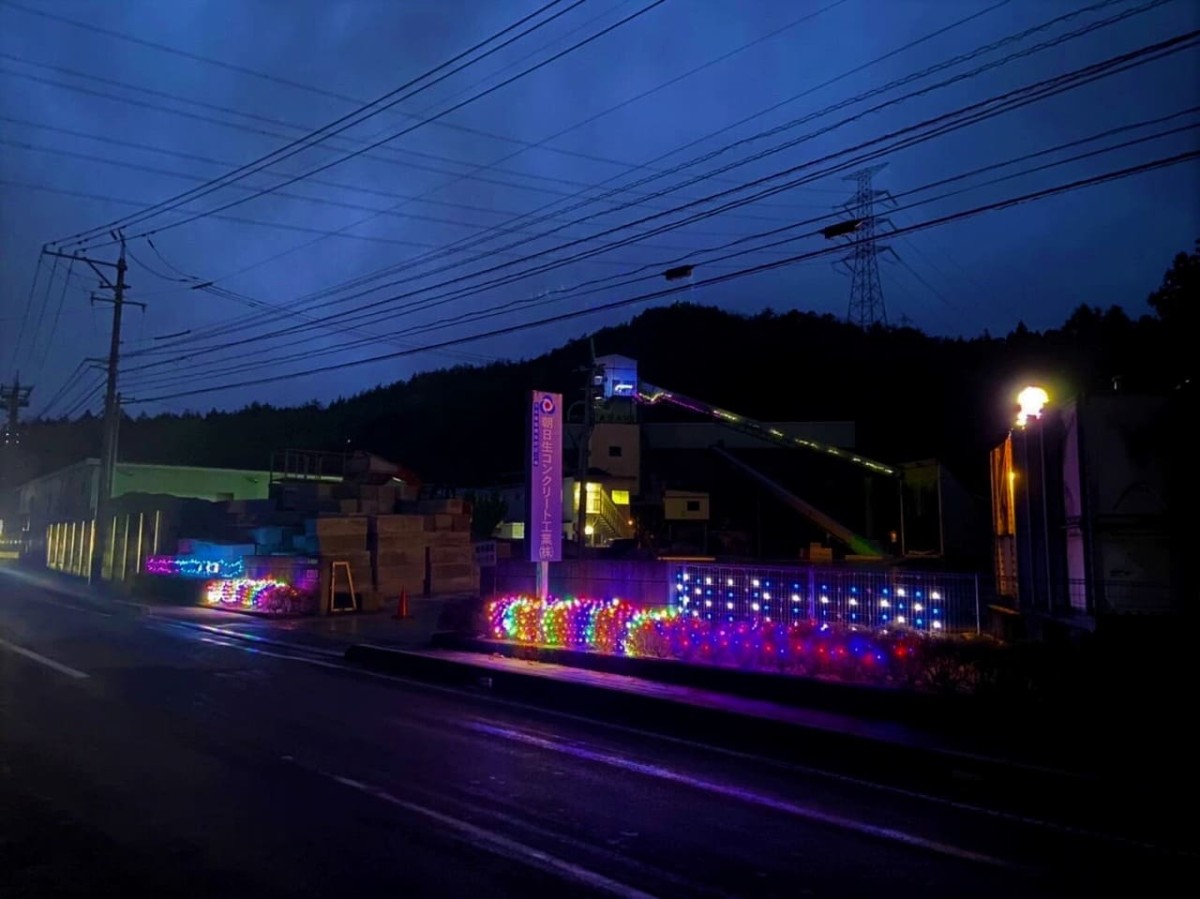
[1148,239,1198,330]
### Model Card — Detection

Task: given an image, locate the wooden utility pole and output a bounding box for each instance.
[44,234,141,582]
[1,373,32,446]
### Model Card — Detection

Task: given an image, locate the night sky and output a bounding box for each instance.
[2,0,1197,416]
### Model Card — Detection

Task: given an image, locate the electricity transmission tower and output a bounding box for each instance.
[836,165,896,329]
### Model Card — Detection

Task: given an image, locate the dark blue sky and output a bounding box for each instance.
[2,0,1197,416]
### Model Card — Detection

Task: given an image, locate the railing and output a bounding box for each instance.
[492,558,983,634]
[669,562,981,635]
[270,449,349,483]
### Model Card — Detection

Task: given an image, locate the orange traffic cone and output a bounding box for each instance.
[392,587,410,620]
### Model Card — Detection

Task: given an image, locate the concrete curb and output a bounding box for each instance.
[342,642,1127,833]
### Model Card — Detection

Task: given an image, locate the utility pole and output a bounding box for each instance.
[836,164,896,329]
[1,373,32,447]
[44,234,141,583]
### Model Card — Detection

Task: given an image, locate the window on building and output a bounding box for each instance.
[608,445,623,458]
[686,500,701,512]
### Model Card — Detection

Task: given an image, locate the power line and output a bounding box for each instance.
[41,0,583,248]
[0,1,690,189]
[123,119,1196,394]
[29,256,77,377]
[0,70,812,226]
[123,148,1199,407]
[0,136,768,249]
[122,130,1200,394]
[127,25,1199,371]
[62,0,664,249]
[194,0,1168,347]
[52,0,1014,346]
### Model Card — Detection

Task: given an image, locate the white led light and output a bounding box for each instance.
[931,591,941,601]
[932,620,942,630]
[819,596,829,604]
[726,578,734,587]
[880,599,890,608]
[762,592,771,601]
[704,599,713,608]
[913,603,923,612]
[751,579,760,588]
[896,588,906,597]
[848,598,858,606]
[682,573,689,582]
[751,602,760,612]
[704,577,713,586]
[726,602,734,610]
[896,615,906,624]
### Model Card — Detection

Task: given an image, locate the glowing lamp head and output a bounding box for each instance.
[1015,386,1049,428]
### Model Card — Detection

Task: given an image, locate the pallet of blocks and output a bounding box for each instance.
[306,516,375,613]
[371,505,479,598]
[369,514,427,601]
[421,499,478,596]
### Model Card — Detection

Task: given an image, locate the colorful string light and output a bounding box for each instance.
[146,555,244,579]
[487,596,926,684]
[204,578,305,615]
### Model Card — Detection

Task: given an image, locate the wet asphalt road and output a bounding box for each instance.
[0,574,1190,898]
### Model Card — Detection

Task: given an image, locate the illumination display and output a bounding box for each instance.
[487,596,925,682]
[669,564,965,633]
[146,555,244,579]
[204,578,304,614]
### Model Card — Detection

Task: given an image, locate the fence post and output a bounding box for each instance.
[974,574,982,636]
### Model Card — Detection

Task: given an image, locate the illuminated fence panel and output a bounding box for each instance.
[669,563,979,635]
[145,555,244,579]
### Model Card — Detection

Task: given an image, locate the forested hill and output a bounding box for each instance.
[16,285,1188,495]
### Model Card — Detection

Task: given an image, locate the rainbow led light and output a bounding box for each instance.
[146,555,244,579]
[204,578,302,614]
[487,595,924,683]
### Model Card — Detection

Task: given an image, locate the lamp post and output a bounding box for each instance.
[1015,386,1051,611]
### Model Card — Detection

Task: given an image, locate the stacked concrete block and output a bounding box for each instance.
[421,499,478,596]
[369,502,479,599]
[369,514,427,600]
[307,516,374,612]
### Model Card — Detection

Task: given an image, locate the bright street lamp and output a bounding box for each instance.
[1015,385,1049,428]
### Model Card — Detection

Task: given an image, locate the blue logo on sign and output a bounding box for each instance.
[540,396,556,414]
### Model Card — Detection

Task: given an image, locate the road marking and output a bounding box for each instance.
[325,772,658,899]
[0,636,89,679]
[194,631,1186,858]
[176,622,345,657]
[463,720,1019,870]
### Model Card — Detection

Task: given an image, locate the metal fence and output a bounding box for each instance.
[494,559,669,606]
[493,558,982,635]
[668,562,981,635]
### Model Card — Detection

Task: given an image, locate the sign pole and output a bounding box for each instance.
[527,390,563,601]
